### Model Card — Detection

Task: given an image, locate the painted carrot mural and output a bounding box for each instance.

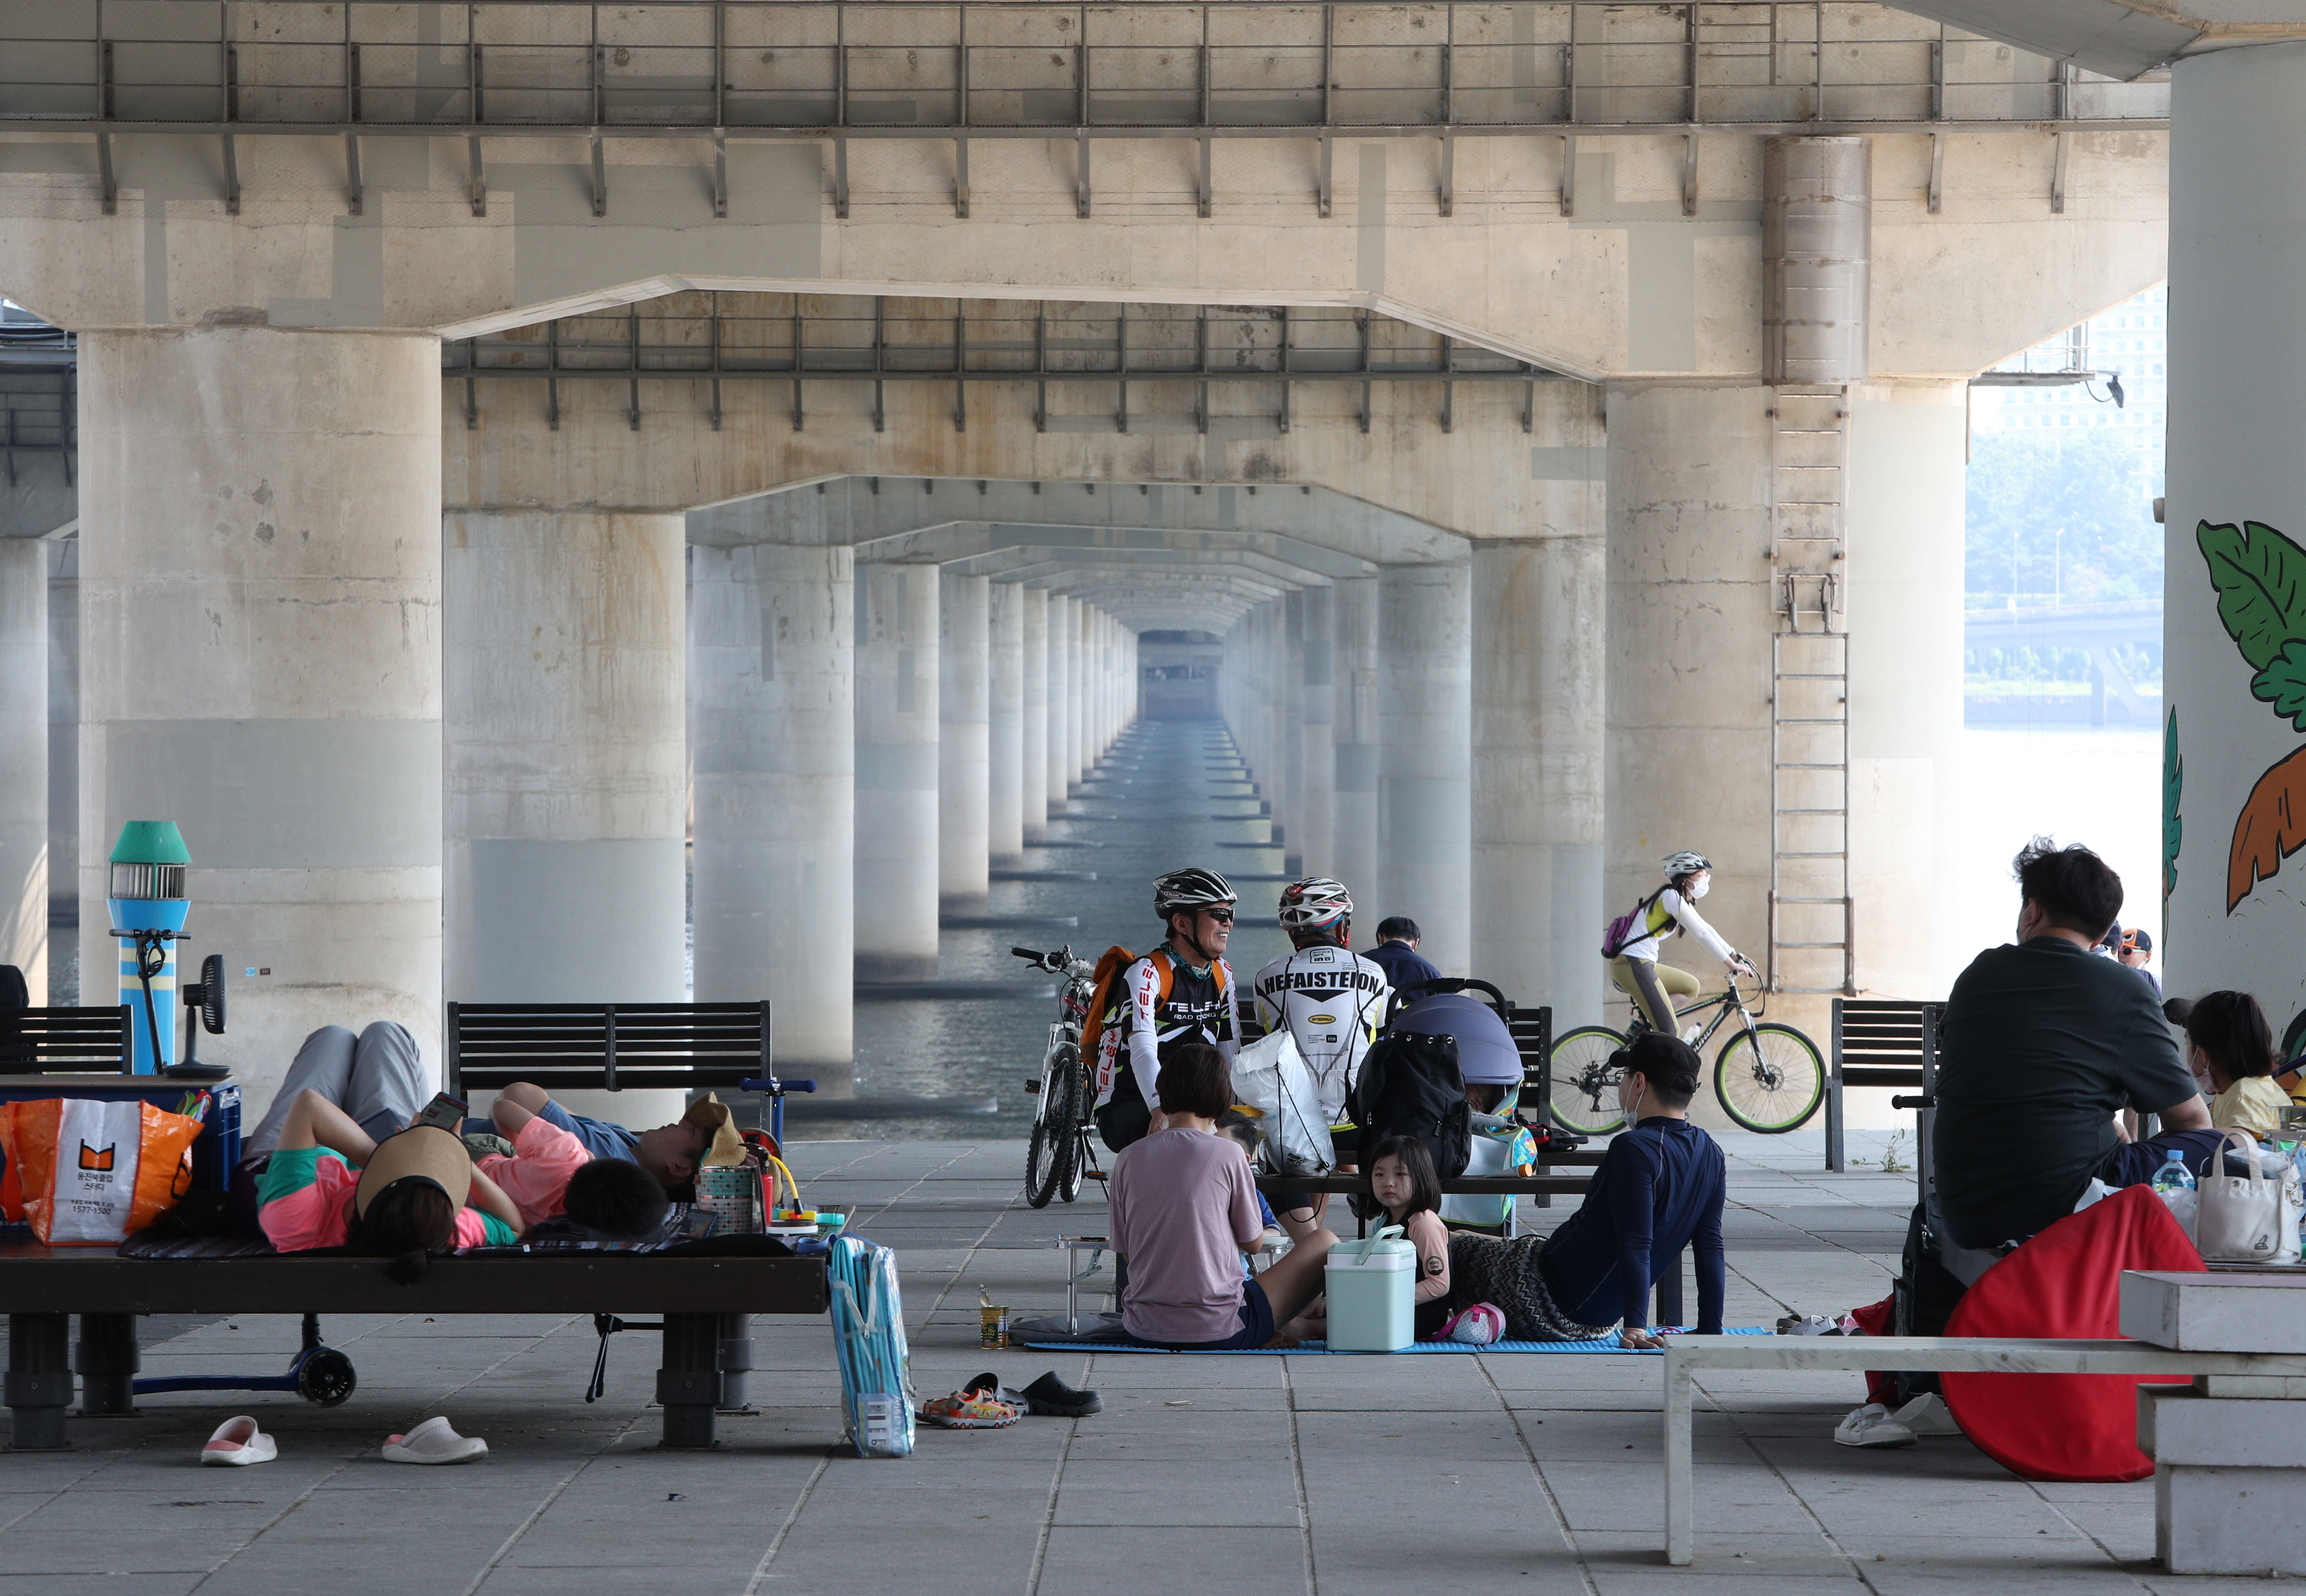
[2197,519,2306,911]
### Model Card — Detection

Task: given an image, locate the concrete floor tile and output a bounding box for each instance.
[1035,1525,1305,1594]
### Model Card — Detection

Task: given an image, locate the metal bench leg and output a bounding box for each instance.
[717,1313,755,1414]
[1825,1069,1845,1173]
[1664,1347,1695,1566]
[74,1313,139,1416]
[6,1313,73,1450]
[1654,1249,1684,1329]
[658,1313,720,1448]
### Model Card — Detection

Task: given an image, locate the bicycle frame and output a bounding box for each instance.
[1630,978,1764,1053]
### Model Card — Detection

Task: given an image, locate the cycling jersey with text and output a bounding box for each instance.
[1250,944,1393,1123]
[1092,948,1237,1108]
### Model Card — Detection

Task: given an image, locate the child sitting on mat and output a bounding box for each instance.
[1288,1134,1456,1342]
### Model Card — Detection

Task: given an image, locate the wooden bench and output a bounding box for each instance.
[446,1001,814,1141]
[0,1005,133,1072]
[1658,1333,2306,1566]
[1825,998,1942,1188]
[0,1244,828,1451]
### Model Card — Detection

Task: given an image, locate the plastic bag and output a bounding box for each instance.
[0,1098,202,1244]
[1230,1027,1333,1175]
[829,1236,915,1457]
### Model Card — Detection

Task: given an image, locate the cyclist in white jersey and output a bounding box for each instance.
[1252,878,1392,1234]
[1604,851,1757,1038]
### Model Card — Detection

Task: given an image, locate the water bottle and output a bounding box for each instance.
[2149,1149,2196,1195]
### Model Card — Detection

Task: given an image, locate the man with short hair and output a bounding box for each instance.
[1365,916,1440,994]
[485,1080,731,1199]
[1091,866,1241,1152]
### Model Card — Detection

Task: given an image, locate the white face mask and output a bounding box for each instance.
[1687,877,1710,900]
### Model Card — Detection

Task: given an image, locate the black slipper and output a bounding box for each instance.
[1021,1371,1101,1416]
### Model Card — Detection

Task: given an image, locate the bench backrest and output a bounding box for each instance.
[1828,998,1942,1191]
[0,1006,133,1072]
[446,1002,772,1097]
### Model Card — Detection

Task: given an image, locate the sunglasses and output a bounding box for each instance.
[1202,909,1235,924]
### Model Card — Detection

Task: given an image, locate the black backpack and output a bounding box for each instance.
[1351,1031,1472,1181]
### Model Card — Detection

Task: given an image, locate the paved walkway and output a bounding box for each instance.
[0,1132,2243,1594]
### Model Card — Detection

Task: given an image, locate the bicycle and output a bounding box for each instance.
[1013,944,1104,1208]
[1547,973,1825,1137]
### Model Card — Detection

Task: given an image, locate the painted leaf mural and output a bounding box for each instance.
[2163,706,2181,903]
[2199,519,2306,912]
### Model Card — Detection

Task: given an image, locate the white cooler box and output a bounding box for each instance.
[1325,1225,1416,1351]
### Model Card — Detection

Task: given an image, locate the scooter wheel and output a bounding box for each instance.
[296,1347,358,1407]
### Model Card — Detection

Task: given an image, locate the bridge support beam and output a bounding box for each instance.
[1378,563,1474,974]
[854,562,940,981]
[0,541,46,1003]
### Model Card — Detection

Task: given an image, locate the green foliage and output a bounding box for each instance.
[2253,640,2306,730]
[1965,428,2161,607]
[2199,520,2306,673]
[2163,706,2181,901]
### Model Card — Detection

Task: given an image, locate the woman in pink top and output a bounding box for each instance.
[1106,1044,1338,1349]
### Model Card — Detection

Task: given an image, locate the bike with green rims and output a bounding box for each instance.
[1547,975,1825,1136]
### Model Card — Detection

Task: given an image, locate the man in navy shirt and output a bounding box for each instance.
[1365,916,1441,994]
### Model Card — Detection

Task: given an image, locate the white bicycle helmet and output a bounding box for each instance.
[1662,851,1712,881]
[1277,877,1353,933]
[1153,866,1237,920]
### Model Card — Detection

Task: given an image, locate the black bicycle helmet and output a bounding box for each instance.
[1153,866,1237,920]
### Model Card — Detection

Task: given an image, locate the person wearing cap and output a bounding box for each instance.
[256,1090,530,1267]
[2117,925,2162,998]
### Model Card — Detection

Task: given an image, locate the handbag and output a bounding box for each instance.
[0,1098,203,1244]
[2193,1129,2301,1263]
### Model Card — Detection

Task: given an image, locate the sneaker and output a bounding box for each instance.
[1439,1303,1507,1345]
[1890,1392,1961,1436]
[1833,1402,1917,1449]
[200,1415,276,1467]
[921,1390,1021,1430]
[1776,1313,1839,1336]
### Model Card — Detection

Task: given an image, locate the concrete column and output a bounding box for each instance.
[1297,585,1336,882]
[939,570,990,908]
[691,540,853,1069]
[46,543,75,1000]
[0,541,47,1001]
[987,581,1025,867]
[1377,564,1473,973]
[1332,575,1380,902]
[80,327,442,1105]
[1604,386,1775,1014]
[1064,596,1087,790]
[444,511,687,1014]
[1473,534,1607,1029]
[1022,586,1049,841]
[1846,384,1967,1000]
[2166,41,2306,1023]
[1047,594,1072,806]
[442,509,686,1128]
[1281,590,1308,873]
[854,562,939,980]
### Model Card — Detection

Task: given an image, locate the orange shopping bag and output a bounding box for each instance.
[0,1098,202,1245]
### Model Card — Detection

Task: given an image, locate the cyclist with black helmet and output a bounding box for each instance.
[1091,866,1243,1152]
[1603,851,1758,1040]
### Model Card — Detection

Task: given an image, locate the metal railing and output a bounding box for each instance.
[0,3,2170,135]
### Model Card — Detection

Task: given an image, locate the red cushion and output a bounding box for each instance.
[1940,1185,2205,1482]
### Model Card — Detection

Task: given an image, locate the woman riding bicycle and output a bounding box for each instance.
[1604,851,1758,1041]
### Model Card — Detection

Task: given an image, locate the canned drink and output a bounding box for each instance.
[978,1287,1010,1349]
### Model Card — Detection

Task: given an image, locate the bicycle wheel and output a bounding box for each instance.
[1024,1049,1075,1207]
[1053,1054,1087,1203]
[1548,1026,1631,1136]
[1713,1023,1827,1133]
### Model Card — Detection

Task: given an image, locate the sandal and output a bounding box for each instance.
[920,1389,1021,1429]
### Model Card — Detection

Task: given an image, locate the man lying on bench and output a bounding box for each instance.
[242,1022,733,1208]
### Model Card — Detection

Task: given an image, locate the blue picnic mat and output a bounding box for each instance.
[1017,1325,1774,1354]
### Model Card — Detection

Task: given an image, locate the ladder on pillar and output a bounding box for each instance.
[1767,387,1853,997]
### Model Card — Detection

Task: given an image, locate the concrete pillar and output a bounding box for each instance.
[691,541,853,1069]
[987,581,1025,867]
[1846,384,1967,1000]
[1022,586,1049,841]
[1473,535,1607,1029]
[442,509,686,1128]
[939,570,990,907]
[1297,585,1336,883]
[46,543,75,1001]
[853,562,939,980]
[2166,41,2306,1026]
[1377,564,1473,973]
[79,327,442,1104]
[444,510,687,1010]
[1047,594,1072,806]
[1281,590,1308,874]
[1063,596,1086,790]
[1332,575,1380,903]
[0,541,47,1001]
[1604,386,1775,1015]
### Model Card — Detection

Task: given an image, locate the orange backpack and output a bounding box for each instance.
[1077,945,1234,1066]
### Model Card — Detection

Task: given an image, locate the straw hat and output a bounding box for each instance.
[353,1125,473,1219]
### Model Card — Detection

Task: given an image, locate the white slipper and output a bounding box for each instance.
[201,1415,277,1467]
[381,1415,488,1465]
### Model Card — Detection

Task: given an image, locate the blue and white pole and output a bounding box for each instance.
[107,820,189,1074]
